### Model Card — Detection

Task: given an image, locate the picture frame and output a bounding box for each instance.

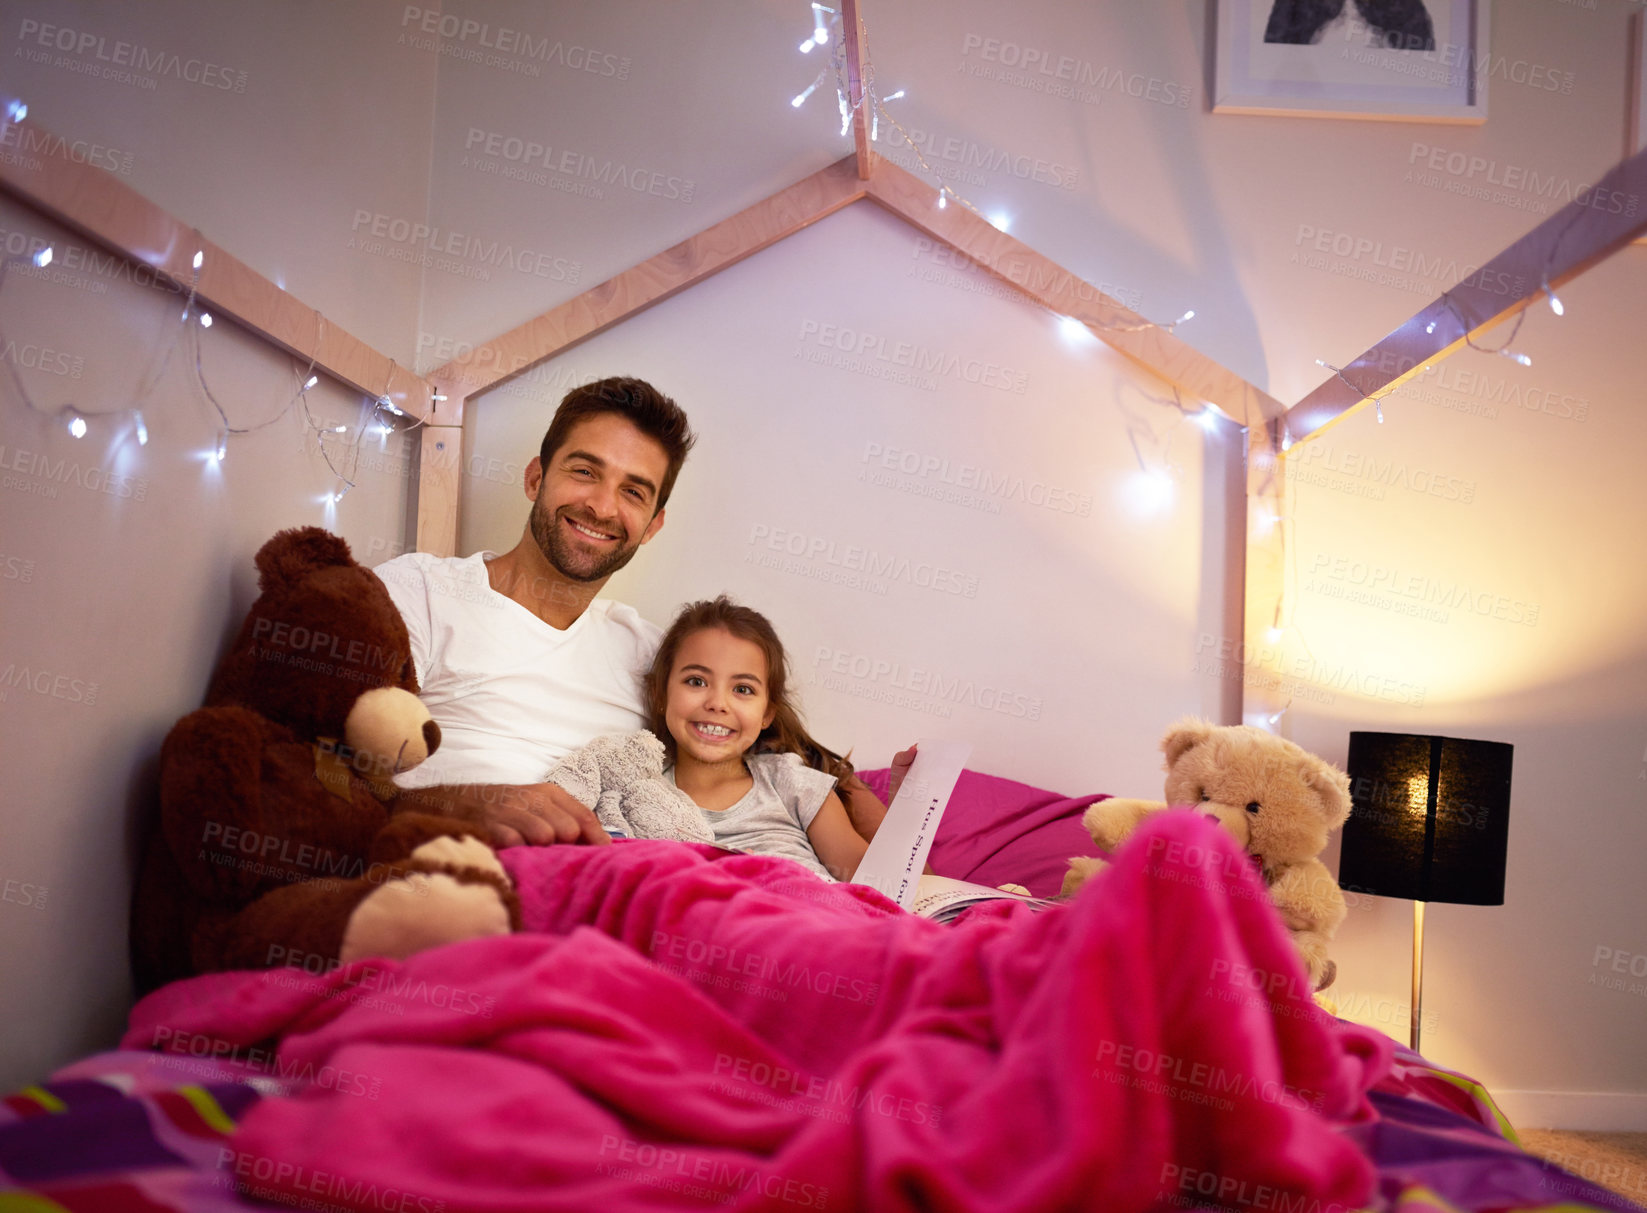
[1214,0,1490,123]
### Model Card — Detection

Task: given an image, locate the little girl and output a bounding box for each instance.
[645,597,871,882]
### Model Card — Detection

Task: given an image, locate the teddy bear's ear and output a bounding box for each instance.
[254,528,356,594]
[1160,717,1215,768]
[1302,760,1353,827]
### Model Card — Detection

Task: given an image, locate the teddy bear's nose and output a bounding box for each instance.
[423,719,442,756]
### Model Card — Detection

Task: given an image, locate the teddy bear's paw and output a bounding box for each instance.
[339,871,512,964]
[407,834,510,884]
[1060,855,1108,898]
[1313,958,1337,992]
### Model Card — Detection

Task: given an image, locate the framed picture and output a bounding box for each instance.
[1214,0,1490,123]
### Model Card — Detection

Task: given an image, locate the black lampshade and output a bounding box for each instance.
[1338,732,1513,906]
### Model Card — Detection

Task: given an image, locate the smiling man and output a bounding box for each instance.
[376,377,694,847]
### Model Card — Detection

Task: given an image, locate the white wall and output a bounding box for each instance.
[0,0,436,1088]
[0,0,1642,1126]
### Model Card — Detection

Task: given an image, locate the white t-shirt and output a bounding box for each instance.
[667,752,839,880]
[375,551,662,789]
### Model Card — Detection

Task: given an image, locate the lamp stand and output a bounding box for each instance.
[1411,900,1426,1052]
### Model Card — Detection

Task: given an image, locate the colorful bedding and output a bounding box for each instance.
[2,813,1640,1213]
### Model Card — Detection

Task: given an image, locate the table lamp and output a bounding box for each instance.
[1337,732,1512,1053]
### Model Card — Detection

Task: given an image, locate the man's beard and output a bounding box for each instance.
[529,498,643,583]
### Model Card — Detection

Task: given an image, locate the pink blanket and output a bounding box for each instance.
[126,812,1391,1213]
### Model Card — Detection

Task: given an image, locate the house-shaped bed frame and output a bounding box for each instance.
[3,5,1644,722]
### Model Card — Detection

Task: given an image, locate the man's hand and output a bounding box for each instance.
[399,781,610,849]
[481,783,611,848]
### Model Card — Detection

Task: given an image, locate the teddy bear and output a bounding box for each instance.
[1062,718,1352,991]
[130,527,519,993]
[545,731,715,844]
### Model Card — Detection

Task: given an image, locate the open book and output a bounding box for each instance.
[849,740,1055,920]
[907,872,1054,923]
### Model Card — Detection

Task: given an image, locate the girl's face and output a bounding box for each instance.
[664,627,776,768]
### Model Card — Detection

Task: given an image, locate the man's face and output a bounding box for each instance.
[527,413,670,583]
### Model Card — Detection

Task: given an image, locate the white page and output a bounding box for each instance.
[849,740,972,910]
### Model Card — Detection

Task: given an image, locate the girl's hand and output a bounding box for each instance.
[885,744,918,804]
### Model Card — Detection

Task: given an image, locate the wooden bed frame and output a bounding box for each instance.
[4,38,1645,721]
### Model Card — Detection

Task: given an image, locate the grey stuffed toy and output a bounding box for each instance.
[546,731,714,844]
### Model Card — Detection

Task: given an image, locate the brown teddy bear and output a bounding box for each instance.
[1062,718,1352,990]
[130,528,519,993]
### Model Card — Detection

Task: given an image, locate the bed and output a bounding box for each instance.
[3,769,1640,1213]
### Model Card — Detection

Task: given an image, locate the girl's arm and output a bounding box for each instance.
[806,790,871,882]
[838,746,917,841]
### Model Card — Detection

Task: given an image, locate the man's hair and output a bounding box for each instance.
[538,377,696,510]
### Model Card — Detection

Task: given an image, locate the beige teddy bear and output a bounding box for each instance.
[1063,718,1352,991]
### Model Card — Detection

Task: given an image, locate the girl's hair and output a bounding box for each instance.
[646,596,855,784]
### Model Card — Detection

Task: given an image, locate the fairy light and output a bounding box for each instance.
[936,190,947,210]
[192,250,204,271]
[811,2,831,44]
[31,246,51,269]
[65,409,87,438]
[304,375,319,391]
[799,37,817,53]
[988,212,1011,232]
[133,411,149,446]
[213,430,228,463]
[791,69,824,108]
[199,311,213,328]
[1542,275,1565,316]
[6,100,26,123]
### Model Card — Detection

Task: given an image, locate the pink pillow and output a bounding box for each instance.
[857,768,1109,899]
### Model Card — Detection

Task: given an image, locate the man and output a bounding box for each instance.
[378,376,897,850]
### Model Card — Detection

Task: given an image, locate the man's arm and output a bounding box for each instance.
[395,781,610,849]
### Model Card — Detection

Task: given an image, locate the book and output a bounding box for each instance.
[908,873,1054,924]
[849,739,1055,919]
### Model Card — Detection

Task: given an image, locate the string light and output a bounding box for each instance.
[791,69,824,108]
[0,224,423,510]
[1435,291,1535,370]
[6,100,26,123]
[1542,275,1565,317]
